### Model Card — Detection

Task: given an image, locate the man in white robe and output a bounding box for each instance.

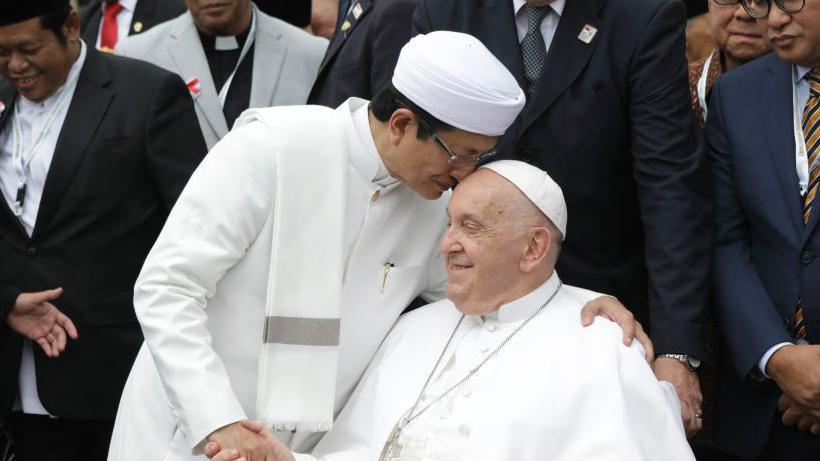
[207,161,695,461]
[109,32,650,461]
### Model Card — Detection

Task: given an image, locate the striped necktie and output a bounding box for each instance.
[803,69,820,224]
[793,69,819,340]
[520,4,551,97]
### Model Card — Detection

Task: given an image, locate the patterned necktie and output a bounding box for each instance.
[803,69,820,224]
[520,4,551,97]
[100,0,123,52]
[793,69,820,340]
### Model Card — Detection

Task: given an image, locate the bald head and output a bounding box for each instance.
[440,169,562,315]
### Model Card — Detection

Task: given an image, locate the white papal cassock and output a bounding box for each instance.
[108,98,448,460]
[297,273,696,461]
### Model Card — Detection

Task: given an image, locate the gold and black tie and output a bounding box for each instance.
[794,69,820,340]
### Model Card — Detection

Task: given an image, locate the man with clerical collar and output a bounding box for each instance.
[109,31,649,461]
[0,0,206,459]
[204,160,695,461]
[116,0,327,149]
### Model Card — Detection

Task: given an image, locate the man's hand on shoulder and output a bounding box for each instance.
[768,344,820,416]
[206,420,295,461]
[580,296,654,364]
[655,357,703,438]
[7,288,78,358]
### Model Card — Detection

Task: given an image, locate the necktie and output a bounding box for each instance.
[100,1,123,52]
[793,69,820,340]
[520,5,551,97]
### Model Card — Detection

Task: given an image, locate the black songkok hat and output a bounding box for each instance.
[0,0,69,26]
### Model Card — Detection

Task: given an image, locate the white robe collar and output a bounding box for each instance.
[481,272,561,323]
[343,97,400,189]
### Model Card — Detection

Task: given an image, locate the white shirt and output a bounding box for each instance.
[513,0,565,53]
[0,41,87,415]
[757,65,815,378]
[95,0,139,50]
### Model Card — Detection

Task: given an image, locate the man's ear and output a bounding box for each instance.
[64,11,81,42]
[387,108,415,147]
[520,227,551,273]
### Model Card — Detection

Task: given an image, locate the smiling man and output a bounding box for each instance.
[205,161,695,461]
[0,0,206,459]
[108,30,648,461]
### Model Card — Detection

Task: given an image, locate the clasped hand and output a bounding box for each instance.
[768,344,820,435]
[206,421,295,461]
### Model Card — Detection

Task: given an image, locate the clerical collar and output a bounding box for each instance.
[197,25,251,52]
[18,40,87,111]
[348,98,399,187]
[482,272,561,323]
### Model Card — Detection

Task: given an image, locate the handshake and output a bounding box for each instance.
[205,421,296,461]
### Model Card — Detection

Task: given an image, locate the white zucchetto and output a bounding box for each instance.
[480,160,567,240]
[391,31,526,137]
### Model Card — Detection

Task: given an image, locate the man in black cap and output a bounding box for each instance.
[0,1,206,459]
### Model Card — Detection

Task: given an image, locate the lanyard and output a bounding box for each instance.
[793,68,810,195]
[10,72,79,216]
[217,9,256,108]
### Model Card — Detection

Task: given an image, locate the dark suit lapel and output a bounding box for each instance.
[0,88,28,238]
[129,0,156,36]
[519,0,603,134]
[316,0,373,77]
[32,49,114,240]
[762,58,804,241]
[473,0,526,91]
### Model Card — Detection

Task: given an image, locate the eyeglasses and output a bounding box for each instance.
[714,0,806,19]
[415,115,497,169]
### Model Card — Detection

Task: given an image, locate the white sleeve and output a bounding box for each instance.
[758,342,793,377]
[133,121,276,449]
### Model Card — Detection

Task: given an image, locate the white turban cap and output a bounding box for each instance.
[480,160,567,240]
[392,31,526,137]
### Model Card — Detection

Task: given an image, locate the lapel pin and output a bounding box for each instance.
[341,20,351,32]
[0,101,5,117]
[352,2,363,19]
[577,24,597,44]
[133,21,143,33]
[186,78,202,100]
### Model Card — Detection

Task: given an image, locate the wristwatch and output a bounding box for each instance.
[657,353,701,372]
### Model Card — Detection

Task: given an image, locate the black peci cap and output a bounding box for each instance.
[0,0,69,27]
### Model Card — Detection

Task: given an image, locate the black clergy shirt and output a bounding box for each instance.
[197,27,254,129]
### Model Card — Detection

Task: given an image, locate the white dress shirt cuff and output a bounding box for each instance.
[758,342,793,378]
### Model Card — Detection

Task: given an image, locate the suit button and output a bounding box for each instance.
[801,251,813,265]
[520,150,533,164]
[26,247,36,257]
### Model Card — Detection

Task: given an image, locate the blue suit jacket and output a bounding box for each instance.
[708,52,820,458]
[414,0,711,357]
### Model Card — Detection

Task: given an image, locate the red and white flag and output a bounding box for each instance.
[186,78,202,100]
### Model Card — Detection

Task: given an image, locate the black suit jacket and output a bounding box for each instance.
[79,0,187,46]
[415,0,710,357]
[0,48,206,420]
[308,0,416,107]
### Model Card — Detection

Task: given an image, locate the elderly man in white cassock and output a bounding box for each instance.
[206,160,695,461]
[108,32,650,461]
